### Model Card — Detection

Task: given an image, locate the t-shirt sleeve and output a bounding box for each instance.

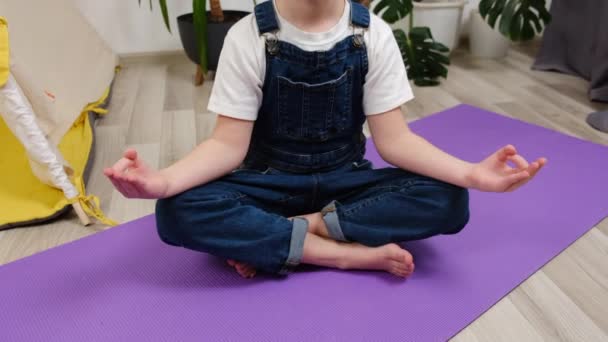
[363,16,414,116]
[207,15,264,121]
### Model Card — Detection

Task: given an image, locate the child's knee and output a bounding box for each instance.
[155,196,184,246]
[439,186,470,234]
[154,189,212,246]
[155,185,243,246]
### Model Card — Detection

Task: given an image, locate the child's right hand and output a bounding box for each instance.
[103,149,169,199]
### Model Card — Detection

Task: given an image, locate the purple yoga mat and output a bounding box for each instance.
[1,104,607,341]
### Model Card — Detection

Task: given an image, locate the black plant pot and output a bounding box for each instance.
[177,11,249,71]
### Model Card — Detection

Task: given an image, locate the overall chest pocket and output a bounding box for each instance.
[276,69,352,141]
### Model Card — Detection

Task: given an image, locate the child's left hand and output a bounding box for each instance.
[468,145,547,192]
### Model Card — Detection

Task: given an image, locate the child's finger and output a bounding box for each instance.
[123,149,138,161]
[497,145,517,162]
[127,174,154,196]
[527,158,547,178]
[119,173,140,194]
[108,172,136,197]
[527,162,541,178]
[120,181,139,198]
[111,157,135,174]
[108,176,129,196]
[126,173,146,187]
[537,157,548,167]
[507,154,529,170]
[502,170,530,191]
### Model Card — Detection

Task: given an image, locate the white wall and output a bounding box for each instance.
[75,0,257,55]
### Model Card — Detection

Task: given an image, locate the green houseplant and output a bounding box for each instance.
[471,0,552,58]
[370,0,451,86]
[141,0,250,85]
[479,0,551,41]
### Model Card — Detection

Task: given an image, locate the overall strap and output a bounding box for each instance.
[254,1,279,34]
[350,1,370,28]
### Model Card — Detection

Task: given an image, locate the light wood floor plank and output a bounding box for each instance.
[196,112,218,143]
[194,80,214,115]
[544,236,608,334]
[468,298,544,342]
[511,271,608,341]
[126,64,167,144]
[159,110,197,169]
[567,229,608,290]
[86,125,126,218]
[0,216,97,266]
[165,62,196,111]
[97,64,142,129]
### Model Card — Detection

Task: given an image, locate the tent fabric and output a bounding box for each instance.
[0,0,118,145]
[0,100,92,228]
[0,17,7,86]
[0,72,77,199]
[0,0,118,229]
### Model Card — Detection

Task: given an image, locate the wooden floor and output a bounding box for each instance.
[1,40,607,341]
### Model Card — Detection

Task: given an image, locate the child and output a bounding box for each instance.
[105,0,546,279]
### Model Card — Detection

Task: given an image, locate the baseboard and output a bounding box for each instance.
[118,50,189,65]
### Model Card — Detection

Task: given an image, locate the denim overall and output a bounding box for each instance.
[156,1,470,275]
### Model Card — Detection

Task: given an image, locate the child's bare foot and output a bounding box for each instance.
[227,259,257,278]
[341,243,415,278]
[302,233,415,278]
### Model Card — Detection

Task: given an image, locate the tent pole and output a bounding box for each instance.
[72,202,91,226]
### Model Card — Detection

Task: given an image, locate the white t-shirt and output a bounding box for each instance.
[208,0,414,121]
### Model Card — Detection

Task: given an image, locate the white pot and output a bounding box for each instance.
[468,9,510,58]
[391,0,466,53]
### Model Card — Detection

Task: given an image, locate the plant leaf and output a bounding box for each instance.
[487,0,505,28]
[159,0,171,33]
[521,15,535,40]
[509,9,523,40]
[479,0,492,17]
[480,0,552,41]
[372,0,413,24]
[393,27,450,87]
[527,10,542,33]
[498,0,517,38]
[193,0,208,72]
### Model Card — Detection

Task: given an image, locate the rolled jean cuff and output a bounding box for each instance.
[321,201,347,242]
[278,217,308,275]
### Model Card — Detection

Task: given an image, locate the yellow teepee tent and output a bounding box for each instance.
[0,0,118,229]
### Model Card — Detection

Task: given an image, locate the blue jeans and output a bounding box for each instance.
[155,160,470,275]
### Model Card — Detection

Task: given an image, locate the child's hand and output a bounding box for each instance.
[103,149,169,199]
[468,145,547,192]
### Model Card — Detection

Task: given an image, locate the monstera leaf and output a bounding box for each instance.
[479,0,551,41]
[373,0,413,23]
[394,27,450,87]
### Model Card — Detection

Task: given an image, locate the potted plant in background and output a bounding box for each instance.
[141,0,251,85]
[400,0,468,52]
[470,0,551,58]
[370,0,451,86]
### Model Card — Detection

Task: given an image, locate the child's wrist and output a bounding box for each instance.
[462,162,478,189]
[157,169,173,199]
